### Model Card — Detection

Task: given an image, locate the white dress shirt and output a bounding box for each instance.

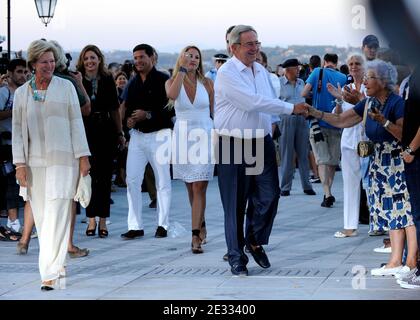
[214,56,293,138]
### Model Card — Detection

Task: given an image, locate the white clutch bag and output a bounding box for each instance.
[74,174,92,208]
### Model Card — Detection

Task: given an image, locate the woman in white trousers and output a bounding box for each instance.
[327,55,367,238]
[12,40,90,290]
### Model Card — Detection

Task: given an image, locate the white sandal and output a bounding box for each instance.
[334,230,358,238]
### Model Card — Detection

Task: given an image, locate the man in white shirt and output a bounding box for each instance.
[214,25,308,276]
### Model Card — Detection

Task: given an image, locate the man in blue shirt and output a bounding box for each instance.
[302,53,347,207]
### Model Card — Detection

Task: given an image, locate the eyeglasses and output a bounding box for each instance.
[363,75,378,81]
[236,41,261,49]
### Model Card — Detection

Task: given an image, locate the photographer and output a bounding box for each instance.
[0,58,27,236]
[302,53,347,208]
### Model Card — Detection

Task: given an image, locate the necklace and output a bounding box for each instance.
[30,75,49,102]
[85,75,98,101]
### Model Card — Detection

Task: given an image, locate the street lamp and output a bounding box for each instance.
[34,0,57,27]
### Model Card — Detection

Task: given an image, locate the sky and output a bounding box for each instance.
[0,0,388,53]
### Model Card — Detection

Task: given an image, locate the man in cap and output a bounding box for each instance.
[278,59,315,197]
[362,34,380,61]
[205,53,229,82]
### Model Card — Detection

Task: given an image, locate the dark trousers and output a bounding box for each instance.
[217,135,280,267]
[85,118,115,218]
[405,157,420,252]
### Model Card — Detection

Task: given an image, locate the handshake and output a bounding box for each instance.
[292,103,313,117]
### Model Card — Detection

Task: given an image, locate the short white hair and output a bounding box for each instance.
[366,59,398,91]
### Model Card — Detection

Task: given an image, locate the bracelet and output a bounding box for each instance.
[383,120,391,128]
[15,165,26,170]
[334,98,343,106]
[405,146,416,156]
[179,66,188,73]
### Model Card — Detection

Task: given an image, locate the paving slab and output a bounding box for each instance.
[1,170,419,300]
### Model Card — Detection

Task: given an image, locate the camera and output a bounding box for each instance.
[309,118,325,143]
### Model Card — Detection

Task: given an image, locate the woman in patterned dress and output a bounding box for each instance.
[307,60,417,277]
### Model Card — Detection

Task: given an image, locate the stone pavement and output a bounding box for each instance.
[1,170,419,300]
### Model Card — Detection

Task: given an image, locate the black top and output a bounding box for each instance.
[354,93,405,143]
[82,73,119,115]
[122,67,174,133]
[402,67,420,156]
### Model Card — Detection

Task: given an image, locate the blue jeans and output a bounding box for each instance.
[402,156,420,265]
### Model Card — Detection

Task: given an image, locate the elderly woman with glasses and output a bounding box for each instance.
[308,60,417,279]
[12,39,91,290]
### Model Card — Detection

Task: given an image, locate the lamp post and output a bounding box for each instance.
[7,0,11,60]
[4,0,57,61]
[34,0,57,27]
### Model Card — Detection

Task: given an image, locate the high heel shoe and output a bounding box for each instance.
[86,222,97,236]
[199,221,207,245]
[98,224,108,238]
[16,241,29,255]
[191,233,203,254]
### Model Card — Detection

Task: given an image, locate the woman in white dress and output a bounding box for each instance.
[165,45,214,254]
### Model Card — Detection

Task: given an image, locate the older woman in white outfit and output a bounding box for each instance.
[12,40,90,290]
[165,45,214,254]
[327,54,367,238]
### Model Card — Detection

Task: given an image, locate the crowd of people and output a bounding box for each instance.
[0,26,419,291]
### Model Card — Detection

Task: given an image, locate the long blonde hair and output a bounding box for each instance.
[167,45,207,109]
[172,45,205,82]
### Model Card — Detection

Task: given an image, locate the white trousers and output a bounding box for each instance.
[126,129,172,230]
[28,167,72,282]
[341,147,362,230]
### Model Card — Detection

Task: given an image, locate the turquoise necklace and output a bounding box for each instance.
[30,75,49,102]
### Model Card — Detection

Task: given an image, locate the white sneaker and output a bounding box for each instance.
[396,267,418,284]
[7,218,21,233]
[371,265,402,276]
[395,266,411,280]
[400,274,420,289]
[373,245,392,253]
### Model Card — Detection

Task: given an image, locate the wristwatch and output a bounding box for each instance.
[405,146,416,156]
[383,120,391,128]
[145,111,152,120]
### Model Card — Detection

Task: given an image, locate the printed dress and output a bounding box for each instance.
[368,140,413,232]
[172,82,214,182]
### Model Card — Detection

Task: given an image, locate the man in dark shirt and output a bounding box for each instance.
[120,44,174,239]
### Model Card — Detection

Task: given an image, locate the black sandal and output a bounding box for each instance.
[86,223,97,236]
[98,225,108,238]
[191,230,203,254]
[0,226,20,241]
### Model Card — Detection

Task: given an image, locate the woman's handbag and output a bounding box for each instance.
[357,100,375,157]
